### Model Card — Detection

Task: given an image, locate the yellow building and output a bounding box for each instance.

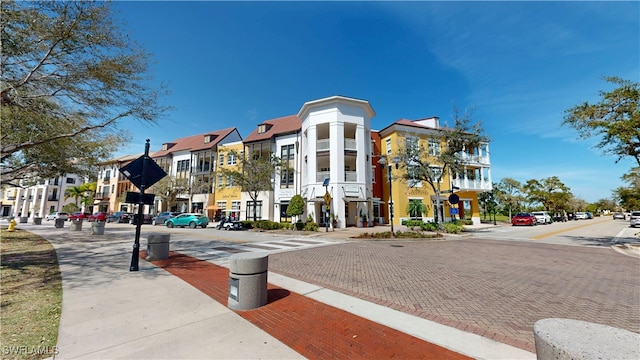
[378,117,492,226]
[213,141,244,221]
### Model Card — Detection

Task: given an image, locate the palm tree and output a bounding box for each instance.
[65,186,85,208]
[406,200,429,220]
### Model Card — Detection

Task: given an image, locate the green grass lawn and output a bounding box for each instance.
[1,229,62,360]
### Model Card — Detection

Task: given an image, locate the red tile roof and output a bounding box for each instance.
[151,127,239,158]
[243,115,301,143]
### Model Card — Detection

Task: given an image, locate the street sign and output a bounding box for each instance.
[449,208,459,215]
[125,192,155,205]
[120,155,167,190]
[323,191,332,205]
[448,193,460,204]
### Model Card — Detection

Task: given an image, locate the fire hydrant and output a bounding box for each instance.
[7,218,17,232]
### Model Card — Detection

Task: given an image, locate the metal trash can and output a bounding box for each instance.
[70,219,83,231]
[91,221,105,235]
[228,252,269,311]
[55,218,65,228]
[19,216,28,223]
[33,217,42,225]
[146,234,170,261]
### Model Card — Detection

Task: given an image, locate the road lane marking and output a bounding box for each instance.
[531,218,611,240]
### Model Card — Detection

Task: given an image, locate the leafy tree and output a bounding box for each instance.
[494,178,524,218]
[1,1,169,186]
[394,106,487,227]
[219,150,283,221]
[286,194,305,223]
[563,77,640,166]
[613,167,640,210]
[523,176,572,211]
[150,176,190,212]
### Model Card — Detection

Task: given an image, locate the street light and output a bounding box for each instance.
[379,156,400,236]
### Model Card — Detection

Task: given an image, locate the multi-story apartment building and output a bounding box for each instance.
[90,95,491,227]
[213,141,244,221]
[298,96,377,227]
[95,154,141,213]
[378,116,492,225]
[151,127,242,215]
[0,174,88,219]
[242,115,302,223]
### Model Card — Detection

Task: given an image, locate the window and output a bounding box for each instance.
[176,160,190,173]
[385,138,391,155]
[428,139,441,156]
[104,169,111,180]
[406,136,419,153]
[227,153,236,165]
[66,177,75,184]
[371,166,376,184]
[246,200,262,220]
[407,163,422,187]
[217,174,224,188]
[219,153,224,167]
[429,166,443,181]
[226,175,235,187]
[280,169,294,188]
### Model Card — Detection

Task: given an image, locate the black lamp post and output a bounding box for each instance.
[379,156,400,236]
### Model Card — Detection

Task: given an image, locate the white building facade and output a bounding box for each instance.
[298,96,375,227]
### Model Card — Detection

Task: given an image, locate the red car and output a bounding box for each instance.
[68,212,91,221]
[88,212,108,222]
[511,212,537,226]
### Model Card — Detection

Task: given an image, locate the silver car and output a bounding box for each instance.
[630,211,640,228]
[152,212,181,226]
[45,211,69,221]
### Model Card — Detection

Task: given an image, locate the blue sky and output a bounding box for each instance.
[112,1,638,203]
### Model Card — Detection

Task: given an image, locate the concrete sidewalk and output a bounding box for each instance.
[17,222,534,360]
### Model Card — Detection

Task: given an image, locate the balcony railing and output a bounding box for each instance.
[315,171,358,182]
[451,178,492,191]
[344,138,356,150]
[456,153,490,165]
[317,139,330,151]
[316,138,358,151]
[316,171,330,183]
[344,171,357,182]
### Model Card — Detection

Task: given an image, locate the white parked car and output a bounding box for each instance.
[575,212,588,220]
[45,211,69,221]
[630,211,640,228]
[531,211,552,224]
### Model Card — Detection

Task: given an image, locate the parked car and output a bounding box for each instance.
[88,212,108,222]
[585,212,594,219]
[511,212,537,226]
[630,211,640,228]
[575,212,588,220]
[553,212,567,222]
[45,211,69,221]
[152,212,181,226]
[107,211,132,223]
[531,211,552,225]
[165,213,209,228]
[612,212,626,220]
[68,212,91,221]
[130,214,152,225]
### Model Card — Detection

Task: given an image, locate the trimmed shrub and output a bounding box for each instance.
[304,222,319,231]
[442,222,464,234]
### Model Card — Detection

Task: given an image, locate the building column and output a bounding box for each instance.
[39,185,48,218]
[21,188,30,217]
[13,188,22,217]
